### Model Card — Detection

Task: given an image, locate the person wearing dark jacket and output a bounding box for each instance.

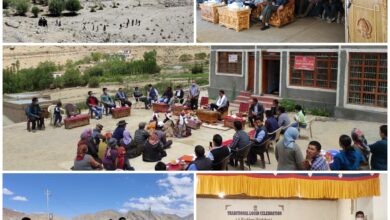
[159,87,174,104]
[174,85,185,104]
[26,97,45,131]
[146,84,158,109]
[187,145,213,170]
[330,135,364,170]
[229,121,251,167]
[142,134,167,162]
[112,120,128,143]
[207,134,231,170]
[115,87,132,107]
[86,91,103,119]
[369,125,387,170]
[248,117,268,168]
[249,98,265,127]
[259,0,287,31]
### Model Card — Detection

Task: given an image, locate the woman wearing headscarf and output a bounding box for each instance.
[78,128,101,163]
[73,144,103,170]
[275,127,304,170]
[78,128,93,146]
[121,129,139,159]
[102,138,119,170]
[142,133,167,162]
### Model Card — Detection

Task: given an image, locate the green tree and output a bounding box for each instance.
[65,0,81,14]
[12,0,31,16]
[31,6,40,17]
[62,67,83,87]
[48,0,64,16]
[90,52,102,62]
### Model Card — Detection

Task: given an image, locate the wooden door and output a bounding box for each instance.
[347,0,387,42]
[247,52,255,92]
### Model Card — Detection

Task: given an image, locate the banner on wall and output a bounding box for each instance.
[294,56,316,71]
[229,54,238,63]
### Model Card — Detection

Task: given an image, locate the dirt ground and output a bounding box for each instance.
[3,98,383,171]
[3,0,193,43]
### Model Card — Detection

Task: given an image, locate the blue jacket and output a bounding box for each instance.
[26,104,42,119]
[330,149,364,170]
[149,88,158,99]
[112,127,125,142]
[369,138,387,170]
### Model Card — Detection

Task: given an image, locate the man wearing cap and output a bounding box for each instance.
[115,88,132,107]
[86,91,103,119]
[112,120,128,142]
[155,121,173,149]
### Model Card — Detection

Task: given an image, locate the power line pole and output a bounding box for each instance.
[44,189,51,220]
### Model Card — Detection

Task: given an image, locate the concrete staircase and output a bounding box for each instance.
[231,91,280,110]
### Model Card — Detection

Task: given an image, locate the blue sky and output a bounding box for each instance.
[3,173,194,218]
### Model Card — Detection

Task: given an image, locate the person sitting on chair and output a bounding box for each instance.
[187,145,213,171]
[101,88,116,115]
[174,85,185,104]
[115,88,132,107]
[207,134,231,170]
[247,117,268,168]
[209,90,228,112]
[146,84,159,109]
[188,80,200,110]
[248,97,264,127]
[86,91,103,120]
[259,0,287,31]
[229,121,251,167]
[265,110,279,140]
[277,106,291,133]
[159,86,173,104]
[26,97,45,132]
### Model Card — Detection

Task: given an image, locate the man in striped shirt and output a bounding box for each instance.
[303,141,328,170]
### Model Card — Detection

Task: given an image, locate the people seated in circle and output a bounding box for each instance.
[207,134,231,170]
[209,90,228,112]
[115,87,132,107]
[101,87,116,115]
[302,141,328,170]
[174,85,185,104]
[73,143,103,170]
[248,97,264,127]
[247,117,268,168]
[86,91,103,119]
[330,135,364,170]
[26,97,45,132]
[229,121,251,167]
[187,145,213,170]
[369,125,387,170]
[275,127,304,170]
[292,104,307,129]
[142,133,167,162]
[159,86,173,104]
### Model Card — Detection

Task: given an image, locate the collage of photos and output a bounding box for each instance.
[1,0,388,220]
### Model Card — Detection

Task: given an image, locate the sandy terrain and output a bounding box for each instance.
[3,45,209,69]
[3,90,383,171]
[3,0,193,43]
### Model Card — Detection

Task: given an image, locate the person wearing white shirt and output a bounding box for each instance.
[210,90,228,112]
